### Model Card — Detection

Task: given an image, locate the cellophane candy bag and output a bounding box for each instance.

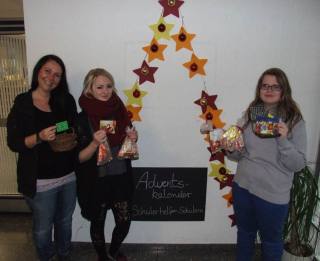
[209,128,224,153]
[220,125,244,152]
[118,126,139,160]
[97,136,113,166]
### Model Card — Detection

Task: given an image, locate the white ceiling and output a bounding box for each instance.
[0,0,23,19]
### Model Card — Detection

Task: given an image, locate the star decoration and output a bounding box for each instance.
[171,26,196,51]
[214,173,234,190]
[142,38,168,62]
[199,107,225,129]
[158,0,184,17]
[149,16,174,41]
[208,162,230,181]
[209,151,225,163]
[126,105,142,122]
[228,214,236,227]
[222,190,233,207]
[183,53,207,78]
[124,82,148,107]
[133,60,158,85]
[194,90,218,113]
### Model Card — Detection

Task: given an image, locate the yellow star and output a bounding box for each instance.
[126,105,142,122]
[142,37,168,62]
[208,162,230,181]
[199,107,225,129]
[183,53,207,78]
[171,26,196,51]
[124,82,148,107]
[149,16,174,41]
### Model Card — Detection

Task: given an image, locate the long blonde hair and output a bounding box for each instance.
[82,68,117,97]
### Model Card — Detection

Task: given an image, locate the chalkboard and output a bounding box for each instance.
[132,167,207,221]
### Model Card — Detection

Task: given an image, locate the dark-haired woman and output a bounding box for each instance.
[7,54,78,261]
[227,68,307,261]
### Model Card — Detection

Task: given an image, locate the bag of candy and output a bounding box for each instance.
[97,135,113,166]
[220,125,244,152]
[118,126,139,160]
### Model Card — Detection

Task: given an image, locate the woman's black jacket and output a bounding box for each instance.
[6,91,78,198]
[75,111,133,221]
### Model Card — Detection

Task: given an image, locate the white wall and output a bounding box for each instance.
[23,0,320,243]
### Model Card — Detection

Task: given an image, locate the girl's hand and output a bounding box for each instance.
[38,126,56,141]
[277,121,288,138]
[93,130,106,146]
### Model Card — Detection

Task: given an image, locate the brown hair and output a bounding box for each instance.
[244,68,302,131]
[82,68,117,97]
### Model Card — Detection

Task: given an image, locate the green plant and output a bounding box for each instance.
[283,166,319,257]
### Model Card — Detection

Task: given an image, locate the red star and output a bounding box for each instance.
[214,174,234,190]
[194,90,218,113]
[158,0,184,17]
[228,214,236,227]
[133,60,158,85]
[212,151,225,163]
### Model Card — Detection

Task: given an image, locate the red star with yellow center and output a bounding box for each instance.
[183,53,208,78]
[142,38,168,62]
[194,90,218,113]
[158,0,184,17]
[133,60,158,85]
[171,26,196,51]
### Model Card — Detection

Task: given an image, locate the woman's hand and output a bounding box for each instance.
[38,125,56,141]
[92,129,107,146]
[277,121,288,138]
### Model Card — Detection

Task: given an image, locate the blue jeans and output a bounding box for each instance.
[25,181,76,261]
[232,182,289,261]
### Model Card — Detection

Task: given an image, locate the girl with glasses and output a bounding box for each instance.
[227,68,306,261]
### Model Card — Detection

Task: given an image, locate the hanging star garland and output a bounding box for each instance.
[158,0,184,17]
[194,90,218,113]
[228,214,236,227]
[208,162,231,181]
[142,38,168,62]
[126,105,142,122]
[214,173,234,190]
[183,53,208,78]
[149,16,174,41]
[124,82,148,107]
[199,107,225,129]
[222,191,233,207]
[133,60,158,85]
[207,147,225,163]
[171,26,196,51]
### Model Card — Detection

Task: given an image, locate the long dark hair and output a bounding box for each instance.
[244,68,303,131]
[31,54,70,120]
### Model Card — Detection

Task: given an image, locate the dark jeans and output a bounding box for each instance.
[232,182,289,261]
[25,181,76,261]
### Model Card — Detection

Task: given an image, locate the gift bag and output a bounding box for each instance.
[118,127,139,160]
[97,136,113,166]
[220,125,244,152]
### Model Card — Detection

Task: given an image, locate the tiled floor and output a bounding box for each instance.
[0,213,262,261]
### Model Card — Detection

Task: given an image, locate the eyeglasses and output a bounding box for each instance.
[260,84,282,92]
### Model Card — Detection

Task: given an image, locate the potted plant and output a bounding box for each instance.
[282,166,319,261]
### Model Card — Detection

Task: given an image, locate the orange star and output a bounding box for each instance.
[126,105,142,122]
[171,26,196,51]
[199,107,225,129]
[222,190,233,207]
[183,53,207,78]
[142,38,168,62]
